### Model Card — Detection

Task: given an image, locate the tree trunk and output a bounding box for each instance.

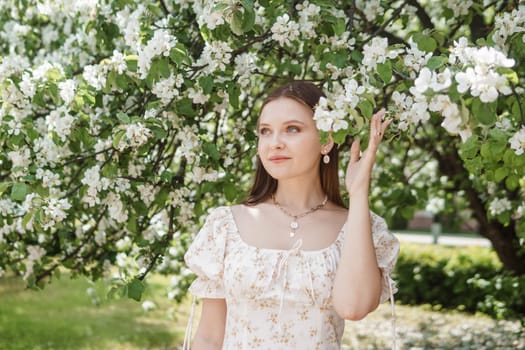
[435,143,525,275]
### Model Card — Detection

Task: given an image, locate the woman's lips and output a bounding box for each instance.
[269,156,291,163]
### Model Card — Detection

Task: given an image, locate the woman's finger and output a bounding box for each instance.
[381,118,392,134]
[349,139,360,164]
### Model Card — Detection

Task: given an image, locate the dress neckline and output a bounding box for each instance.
[226,206,346,254]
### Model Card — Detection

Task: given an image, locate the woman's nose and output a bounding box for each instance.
[270,132,285,149]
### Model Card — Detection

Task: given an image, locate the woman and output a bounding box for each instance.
[183,81,400,350]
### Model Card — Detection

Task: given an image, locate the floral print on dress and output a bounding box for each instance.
[184,206,400,350]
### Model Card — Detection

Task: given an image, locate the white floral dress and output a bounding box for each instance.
[183,206,399,350]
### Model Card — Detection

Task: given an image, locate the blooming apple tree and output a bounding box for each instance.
[0,0,524,301]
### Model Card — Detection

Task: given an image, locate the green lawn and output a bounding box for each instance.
[1,272,523,350]
[0,274,186,350]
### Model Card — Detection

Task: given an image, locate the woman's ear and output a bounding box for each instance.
[321,134,334,155]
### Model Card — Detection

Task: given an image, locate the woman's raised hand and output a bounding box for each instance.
[345,109,390,196]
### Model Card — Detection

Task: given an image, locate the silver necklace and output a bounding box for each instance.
[272,194,328,238]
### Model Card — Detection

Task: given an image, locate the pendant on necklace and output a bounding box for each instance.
[289,232,295,238]
[290,221,299,229]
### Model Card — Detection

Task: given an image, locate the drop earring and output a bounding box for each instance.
[323,153,330,164]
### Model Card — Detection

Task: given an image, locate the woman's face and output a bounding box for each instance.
[257,97,323,181]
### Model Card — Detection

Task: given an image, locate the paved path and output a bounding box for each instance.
[394,232,492,247]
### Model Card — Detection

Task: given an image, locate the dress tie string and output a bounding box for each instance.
[388,276,397,350]
[181,295,197,350]
[275,239,304,327]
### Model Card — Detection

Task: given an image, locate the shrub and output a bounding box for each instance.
[394,243,525,319]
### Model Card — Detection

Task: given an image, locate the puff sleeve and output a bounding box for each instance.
[184,207,228,299]
[371,211,400,303]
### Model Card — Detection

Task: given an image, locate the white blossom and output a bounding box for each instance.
[188,87,210,104]
[142,300,156,312]
[344,79,365,108]
[27,245,46,260]
[108,50,128,74]
[8,147,31,168]
[296,1,321,39]
[404,39,433,76]
[115,5,145,51]
[152,75,179,105]
[362,37,399,71]
[138,184,157,206]
[94,230,107,245]
[45,107,75,142]
[271,14,300,47]
[122,122,152,149]
[137,29,177,78]
[489,198,512,216]
[313,97,349,132]
[116,236,132,251]
[58,79,76,104]
[193,1,226,30]
[197,40,232,73]
[357,0,384,22]
[509,126,525,155]
[492,7,525,50]
[446,0,473,16]
[105,192,128,223]
[19,72,36,98]
[83,64,106,90]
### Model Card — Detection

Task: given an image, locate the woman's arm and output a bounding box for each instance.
[191,298,227,350]
[332,111,390,321]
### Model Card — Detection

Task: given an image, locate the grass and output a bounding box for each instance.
[0,274,186,350]
[1,272,523,350]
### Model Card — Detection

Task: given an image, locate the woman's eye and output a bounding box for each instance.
[259,128,271,135]
[287,126,300,133]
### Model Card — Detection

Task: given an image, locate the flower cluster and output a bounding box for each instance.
[271,14,300,47]
[492,6,525,50]
[451,39,515,103]
[509,126,525,156]
[362,37,400,71]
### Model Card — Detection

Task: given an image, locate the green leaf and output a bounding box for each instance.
[127,278,145,301]
[459,136,479,159]
[505,174,519,190]
[413,33,436,52]
[332,18,346,36]
[102,163,118,178]
[11,183,28,201]
[494,167,508,182]
[426,56,447,70]
[212,2,229,11]
[117,112,131,123]
[224,182,237,202]
[22,211,33,228]
[377,61,392,84]
[472,99,496,126]
[176,98,195,116]
[480,143,493,160]
[149,125,167,139]
[241,0,255,32]
[228,83,240,109]
[199,76,214,95]
[203,142,221,161]
[170,44,190,66]
[112,130,126,149]
[126,55,138,72]
[357,100,373,118]
[0,182,10,195]
[127,214,138,234]
[231,9,244,35]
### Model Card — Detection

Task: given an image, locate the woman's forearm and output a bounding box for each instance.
[332,190,382,320]
[191,335,223,350]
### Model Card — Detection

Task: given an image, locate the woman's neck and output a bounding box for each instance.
[272,178,326,212]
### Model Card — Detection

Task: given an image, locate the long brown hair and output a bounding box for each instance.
[243,81,345,207]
